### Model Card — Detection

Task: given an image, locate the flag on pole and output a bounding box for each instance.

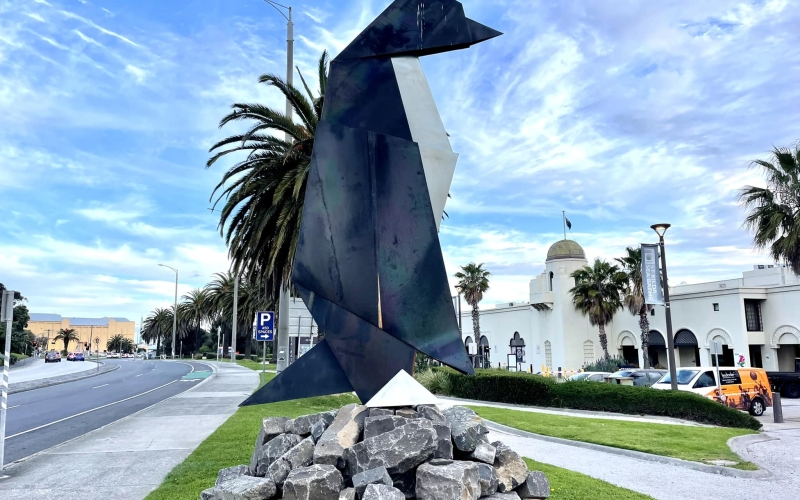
[565,217,572,230]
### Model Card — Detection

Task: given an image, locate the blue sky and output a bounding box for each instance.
[2,0,799,324]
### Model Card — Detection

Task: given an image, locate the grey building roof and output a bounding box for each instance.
[29,313,63,322]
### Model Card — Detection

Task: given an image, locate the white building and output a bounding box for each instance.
[460,239,800,373]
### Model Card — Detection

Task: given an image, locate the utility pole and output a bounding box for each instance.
[159,264,179,359]
[1,289,17,472]
[231,275,238,363]
[262,0,294,374]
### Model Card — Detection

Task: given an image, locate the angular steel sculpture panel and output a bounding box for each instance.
[241,0,501,406]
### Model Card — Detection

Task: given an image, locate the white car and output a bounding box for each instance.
[108,352,120,358]
[566,371,612,382]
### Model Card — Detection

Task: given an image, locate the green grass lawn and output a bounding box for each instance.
[473,406,756,469]
[524,458,653,500]
[11,352,29,361]
[212,357,277,372]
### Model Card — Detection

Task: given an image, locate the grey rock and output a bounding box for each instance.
[369,408,395,417]
[416,405,446,423]
[201,476,277,500]
[254,417,290,449]
[250,433,302,476]
[426,458,454,466]
[283,464,343,500]
[266,458,291,487]
[432,422,453,459]
[443,406,488,453]
[391,469,416,499]
[362,484,405,500]
[267,437,315,486]
[339,487,356,500]
[314,403,368,469]
[345,419,437,476]
[215,465,249,486]
[395,408,419,419]
[290,410,337,436]
[415,460,481,500]
[363,416,407,439]
[352,466,393,498]
[476,463,499,497]
[311,419,327,443]
[483,493,521,500]
[467,440,496,464]
[492,442,528,492]
[516,471,550,499]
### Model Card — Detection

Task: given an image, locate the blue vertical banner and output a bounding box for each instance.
[641,244,664,306]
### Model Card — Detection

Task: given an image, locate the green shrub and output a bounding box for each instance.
[9,354,17,365]
[436,369,761,430]
[583,355,629,372]
[235,354,245,360]
[61,349,69,357]
[415,370,452,395]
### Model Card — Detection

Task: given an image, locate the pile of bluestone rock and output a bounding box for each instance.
[201,404,550,500]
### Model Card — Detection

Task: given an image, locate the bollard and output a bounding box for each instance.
[773,392,784,424]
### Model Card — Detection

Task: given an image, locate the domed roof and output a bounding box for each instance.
[546,239,586,262]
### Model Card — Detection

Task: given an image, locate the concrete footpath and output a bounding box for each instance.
[0,361,259,499]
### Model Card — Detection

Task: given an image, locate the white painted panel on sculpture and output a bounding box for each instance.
[418,145,458,231]
[365,369,440,408]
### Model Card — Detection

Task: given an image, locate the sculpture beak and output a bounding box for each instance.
[466,18,503,45]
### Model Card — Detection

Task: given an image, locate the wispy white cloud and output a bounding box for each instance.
[59,10,142,47]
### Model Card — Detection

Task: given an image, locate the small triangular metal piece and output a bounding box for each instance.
[365,369,439,408]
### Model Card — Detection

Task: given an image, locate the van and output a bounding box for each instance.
[652,367,772,416]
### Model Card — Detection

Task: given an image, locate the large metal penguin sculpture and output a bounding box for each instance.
[241,0,501,406]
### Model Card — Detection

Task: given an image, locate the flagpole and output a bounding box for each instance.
[562,211,566,241]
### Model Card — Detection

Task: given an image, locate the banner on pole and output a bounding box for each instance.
[641,244,664,306]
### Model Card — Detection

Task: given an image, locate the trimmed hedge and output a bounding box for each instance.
[430,368,762,430]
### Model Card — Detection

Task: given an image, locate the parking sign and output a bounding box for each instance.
[255,311,275,341]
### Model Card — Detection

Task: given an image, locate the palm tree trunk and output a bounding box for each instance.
[639,304,650,368]
[156,335,161,357]
[471,304,480,340]
[598,323,610,359]
[244,323,252,358]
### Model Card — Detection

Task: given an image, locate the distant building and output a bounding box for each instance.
[460,239,800,373]
[27,314,135,353]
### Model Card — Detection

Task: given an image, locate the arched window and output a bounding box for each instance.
[544,340,552,370]
[549,272,554,291]
[583,340,594,365]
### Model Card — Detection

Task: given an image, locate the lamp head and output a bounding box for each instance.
[650,223,671,238]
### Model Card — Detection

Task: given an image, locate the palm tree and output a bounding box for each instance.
[454,263,491,344]
[107,334,126,353]
[54,328,79,352]
[739,143,800,274]
[179,288,210,354]
[207,51,329,303]
[569,259,627,359]
[142,308,173,356]
[615,247,651,368]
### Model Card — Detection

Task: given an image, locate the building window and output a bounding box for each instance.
[650,308,655,316]
[713,303,719,312]
[583,340,594,365]
[549,272,554,292]
[544,340,552,371]
[744,300,762,332]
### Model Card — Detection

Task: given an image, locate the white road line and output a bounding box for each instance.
[6,379,179,440]
[9,405,19,409]
[93,384,108,389]
[135,374,142,377]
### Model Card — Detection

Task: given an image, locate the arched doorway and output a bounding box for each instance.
[674,329,700,367]
[478,335,491,369]
[544,340,552,371]
[617,331,639,367]
[648,330,667,368]
[509,331,525,365]
[464,336,475,361]
[772,326,800,372]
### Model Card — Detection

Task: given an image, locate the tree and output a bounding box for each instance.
[615,247,651,368]
[739,143,800,274]
[142,308,173,356]
[569,259,627,359]
[454,263,491,344]
[54,328,80,352]
[107,334,129,353]
[207,51,329,304]
[179,288,210,354]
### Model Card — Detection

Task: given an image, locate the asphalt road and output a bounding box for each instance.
[3,359,211,464]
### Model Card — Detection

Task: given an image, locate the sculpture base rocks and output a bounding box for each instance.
[202,404,549,500]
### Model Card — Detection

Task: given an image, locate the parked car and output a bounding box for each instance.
[108,352,120,358]
[567,371,612,382]
[67,352,76,361]
[605,369,666,387]
[73,352,85,361]
[45,351,61,363]
[652,367,773,416]
[766,371,800,399]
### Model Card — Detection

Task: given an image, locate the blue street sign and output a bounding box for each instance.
[255,311,275,341]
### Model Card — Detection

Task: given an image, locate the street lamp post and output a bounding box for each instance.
[651,223,678,391]
[158,264,178,359]
[262,0,294,374]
